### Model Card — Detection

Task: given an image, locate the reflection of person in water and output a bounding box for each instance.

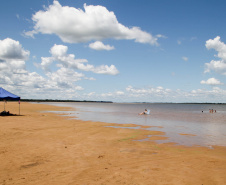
[139,109,148,115]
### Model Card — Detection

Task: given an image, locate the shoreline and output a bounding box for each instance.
[1,102,226,184]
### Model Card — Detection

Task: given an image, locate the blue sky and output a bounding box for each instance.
[0,0,226,102]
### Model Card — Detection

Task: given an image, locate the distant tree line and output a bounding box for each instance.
[20,99,113,103]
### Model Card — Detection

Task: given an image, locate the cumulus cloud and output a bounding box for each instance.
[0,38,49,90]
[40,57,54,72]
[0,38,30,60]
[46,67,85,88]
[204,60,226,75]
[50,44,67,57]
[25,1,158,45]
[89,41,115,51]
[205,36,226,75]
[41,44,119,75]
[0,38,100,99]
[206,36,226,60]
[0,38,30,86]
[200,78,223,85]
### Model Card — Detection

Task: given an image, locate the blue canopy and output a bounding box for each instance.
[0,87,20,101]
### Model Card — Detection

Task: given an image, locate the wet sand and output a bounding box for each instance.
[1,102,226,185]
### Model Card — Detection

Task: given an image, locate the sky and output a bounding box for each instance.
[0,0,226,103]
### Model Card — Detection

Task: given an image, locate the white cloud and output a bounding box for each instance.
[200,78,223,85]
[205,36,226,75]
[19,72,47,88]
[182,56,188,61]
[46,67,85,88]
[189,87,226,102]
[126,85,171,96]
[0,38,94,99]
[206,36,226,61]
[40,57,54,72]
[116,91,124,95]
[100,90,124,98]
[25,1,158,45]
[89,41,115,51]
[84,77,96,81]
[205,60,226,75]
[91,64,119,75]
[0,39,30,87]
[50,44,68,57]
[101,92,113,97]
[123,85,226,103]
[204,60,226,75]
[42,44,119,75]
[156,34,167,39]
[0,42,49,90]
[0,38,30,60]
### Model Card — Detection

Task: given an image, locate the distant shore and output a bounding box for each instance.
[1,102,226,184]
[20,99,113,103]
[6,98,226,105]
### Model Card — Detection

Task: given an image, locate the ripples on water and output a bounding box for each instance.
[45,102,226,147]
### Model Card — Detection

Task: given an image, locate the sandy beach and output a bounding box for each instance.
[1,102,226,185]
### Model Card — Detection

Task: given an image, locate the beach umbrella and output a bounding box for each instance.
[0,87,20,115]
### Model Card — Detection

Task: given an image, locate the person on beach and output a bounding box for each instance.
[139,109,148,115]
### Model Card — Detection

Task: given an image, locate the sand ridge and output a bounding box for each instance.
[0,102,226,185]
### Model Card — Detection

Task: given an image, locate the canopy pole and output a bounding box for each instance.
[4,99,6,111]
[19,100,20,115]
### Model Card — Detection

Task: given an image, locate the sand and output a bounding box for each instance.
[0,102,226,185]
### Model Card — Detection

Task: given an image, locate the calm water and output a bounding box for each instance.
[44,102,226,147]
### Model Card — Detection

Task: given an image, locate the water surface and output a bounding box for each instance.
[44,102,226,147]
